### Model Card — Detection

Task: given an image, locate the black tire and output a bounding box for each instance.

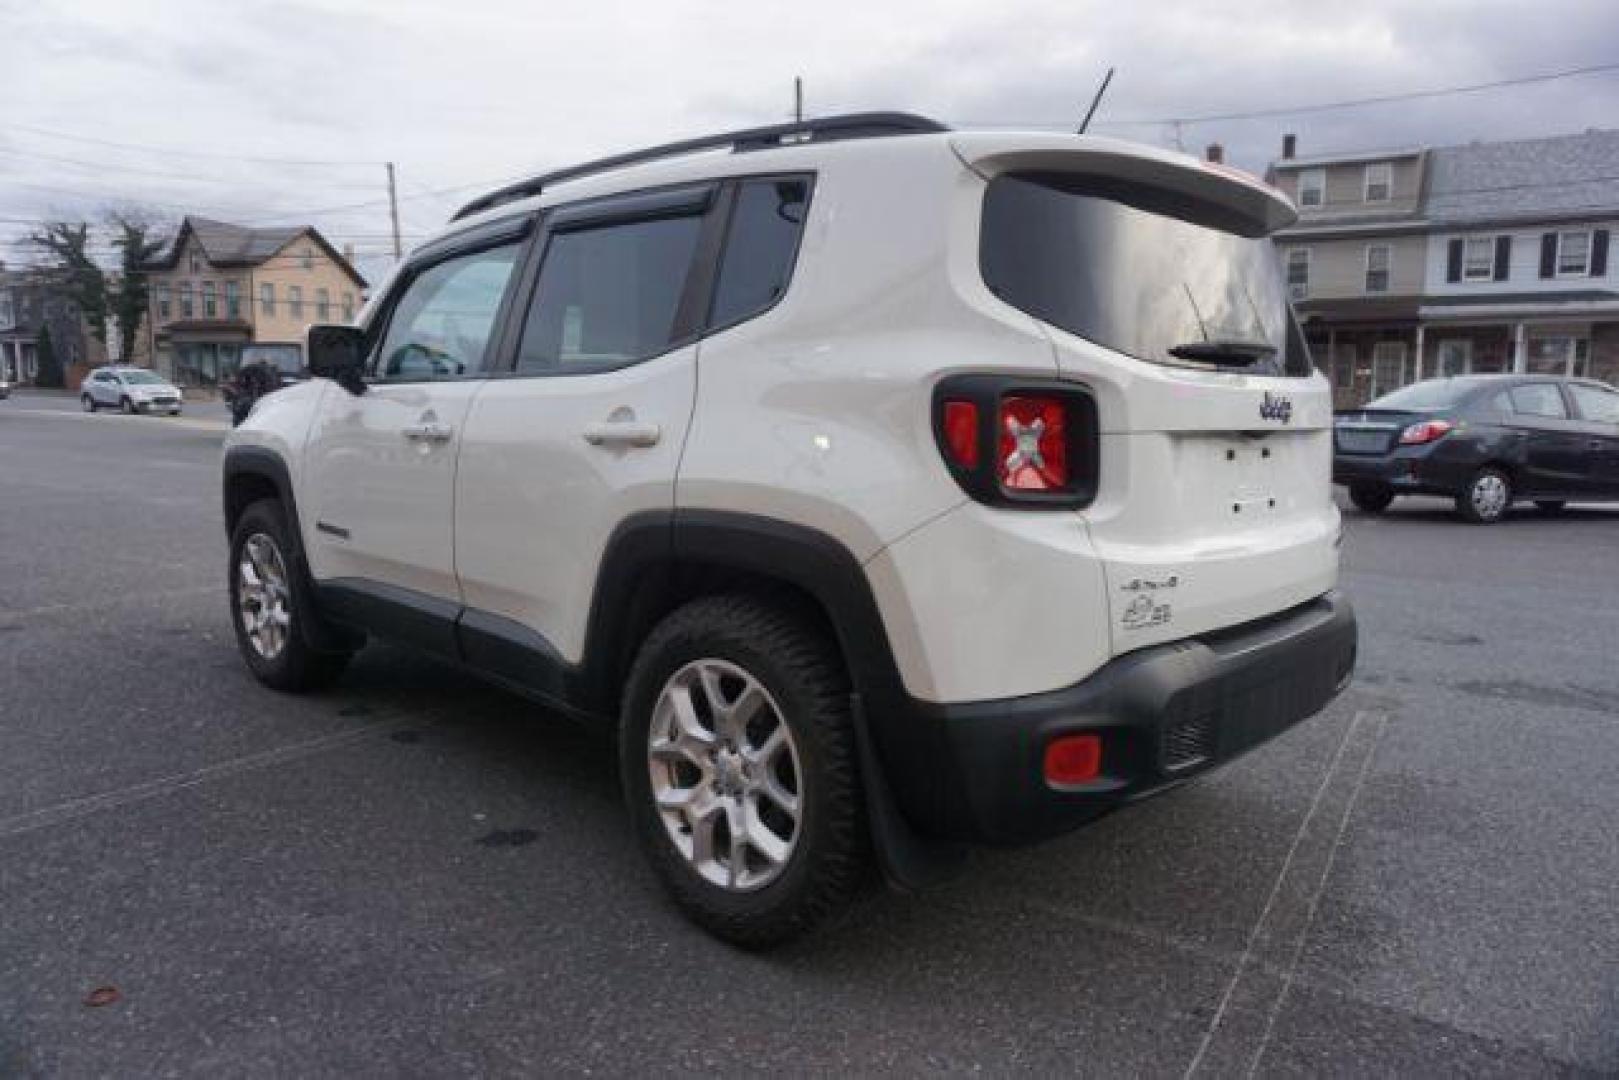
[228,499,352,691]
[1348,482,1395,514]
[1534,500,1567,515]
[1456,466,1512,525]
[81,394,96,413]
[119,396,135,415]
[619,595,869,949]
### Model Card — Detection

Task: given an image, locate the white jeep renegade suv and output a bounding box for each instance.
[223,113,1356,946]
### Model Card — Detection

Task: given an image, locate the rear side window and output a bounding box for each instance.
[709,177,811,328]
[1509,384,1568,419]
[981,172,1311,377]
[516,216,702,372]
[1569,383,1619,424]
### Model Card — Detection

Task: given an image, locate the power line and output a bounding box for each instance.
[952,59,1619,129]
[0,146,381,189]
[0,123,382,167]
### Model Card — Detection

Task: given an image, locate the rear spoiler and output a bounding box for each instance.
[949,132,1296,237]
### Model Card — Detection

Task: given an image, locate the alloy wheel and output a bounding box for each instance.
[1471,473,1509,520]
[237,533,293,660]
[647,658,803,892]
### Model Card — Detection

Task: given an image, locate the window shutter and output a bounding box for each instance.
[1493,236,1511,281]
[1539,233,1557,278]
[1446,238,1464,283]
[1593,229,1610,277]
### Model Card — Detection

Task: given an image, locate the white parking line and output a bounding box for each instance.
[1182,709,1389,1078]
[0,715,424,840]
[3,407,227,432]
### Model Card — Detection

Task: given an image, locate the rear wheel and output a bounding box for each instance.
[1457,467,1512,524]
[80,394,96,413]
[620,595,869,949]
[1534,500,1567,515]
[1348,482,1395,514]
[229,499,352,691]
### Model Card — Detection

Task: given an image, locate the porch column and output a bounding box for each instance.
[1513,322,1527,373]
[1413,324,1426,382]
[1327,327,1337,379]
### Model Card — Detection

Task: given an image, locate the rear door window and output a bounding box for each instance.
[981,172,1311,377]
[1509,383,1568,419]
[516,215,703,373]
[709,177,811,329]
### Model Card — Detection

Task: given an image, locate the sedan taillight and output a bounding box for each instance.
[1399,420,1454,445]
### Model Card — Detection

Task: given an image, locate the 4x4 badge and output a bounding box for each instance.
[1259,392,1294,424]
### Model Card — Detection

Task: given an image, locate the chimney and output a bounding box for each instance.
[1205,142,1224,164]
[1282,133,1297,160]
[342,243,355,264]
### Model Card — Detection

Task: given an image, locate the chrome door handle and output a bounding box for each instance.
[402,421,454,443]
[582,421,661,448]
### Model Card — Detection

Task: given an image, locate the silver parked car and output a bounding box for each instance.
[81,367,183,415]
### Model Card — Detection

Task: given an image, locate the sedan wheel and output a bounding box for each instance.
[119,397,135,415]
[1458,467,1512,524]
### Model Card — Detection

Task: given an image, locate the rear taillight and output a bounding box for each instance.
[1399,419,1453,445]
[998,396,1068,491]
[941,400,980,470]
[933,377,1097,509]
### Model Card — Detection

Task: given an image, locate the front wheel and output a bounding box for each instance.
[1457,467,1512,524]
[1348,482,1395,514]
[119,396,135,415]
[229,499,352,691]
[620,595,869,948]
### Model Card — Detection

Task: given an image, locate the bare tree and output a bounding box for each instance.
[28,222,109,345]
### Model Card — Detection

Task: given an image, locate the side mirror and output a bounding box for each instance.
[305,323,367,395]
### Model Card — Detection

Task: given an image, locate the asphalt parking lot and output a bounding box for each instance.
[2,395,1616,1077]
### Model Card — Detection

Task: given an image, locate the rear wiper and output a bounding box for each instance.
[1167,340,1278,366]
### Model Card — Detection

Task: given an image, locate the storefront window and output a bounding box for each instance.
[1436,340,1471,376]
[1527,335,1588,376]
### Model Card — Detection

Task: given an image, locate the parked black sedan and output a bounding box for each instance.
[1333,375,1619,523]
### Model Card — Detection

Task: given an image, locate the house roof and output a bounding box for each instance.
[1271,146,1424,171]
[148,217,367,287]
[1424,129,1619,226]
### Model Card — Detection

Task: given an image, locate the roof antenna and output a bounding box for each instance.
[1077,67,1115,135]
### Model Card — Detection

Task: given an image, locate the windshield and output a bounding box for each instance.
[120,371,166,385]
[981,172,1311,377]
[1367,378,1490,410]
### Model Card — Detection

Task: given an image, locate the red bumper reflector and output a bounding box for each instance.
[1044,734,1102,785]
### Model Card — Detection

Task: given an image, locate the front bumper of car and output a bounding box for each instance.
[878,591,1357,846]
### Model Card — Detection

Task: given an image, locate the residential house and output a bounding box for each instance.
[144,217,367,388]
[1267,137,1432,405]
[1417,131,1617,387]
[0,265,108,386]
[1266,129,1619,406]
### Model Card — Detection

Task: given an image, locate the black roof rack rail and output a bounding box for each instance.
[451,111,948,222]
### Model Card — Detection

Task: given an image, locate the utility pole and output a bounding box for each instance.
[794,76,804,123]
[385,161,402,261]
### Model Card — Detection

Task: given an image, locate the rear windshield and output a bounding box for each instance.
[1367,378,1490,410]
[981,172,1311,377]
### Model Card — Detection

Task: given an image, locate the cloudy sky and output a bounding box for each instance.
[4,0,1618,281]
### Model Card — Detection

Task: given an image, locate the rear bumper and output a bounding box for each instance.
[880,591,1357,845]
[1333,451,1471,495]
